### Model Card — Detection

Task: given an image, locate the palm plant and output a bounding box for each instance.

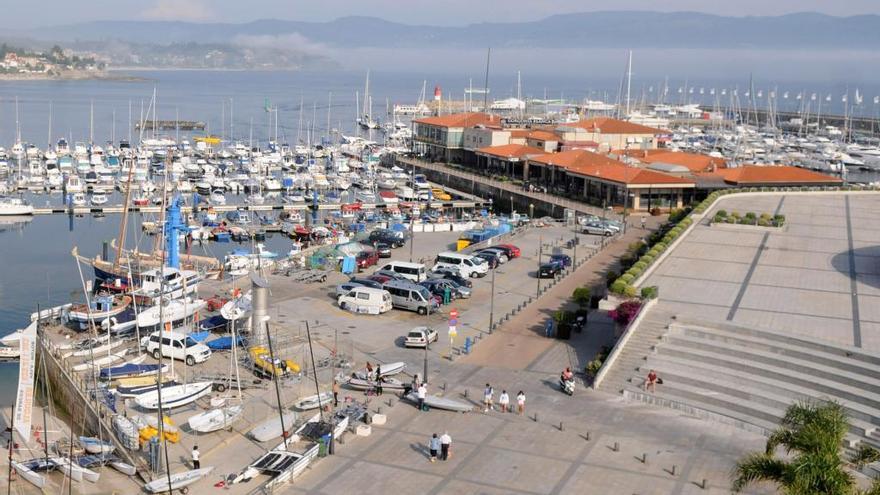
[732,401,880,494]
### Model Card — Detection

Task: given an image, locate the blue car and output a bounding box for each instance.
[550,254,572,267]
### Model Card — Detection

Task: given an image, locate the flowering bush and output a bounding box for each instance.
[609,300,642,326]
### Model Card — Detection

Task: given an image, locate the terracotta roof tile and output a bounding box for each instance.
[526,130,559,141]
[562,117,667,134]
[475,144,545,159]
[620,150,727,173]
[529,149,693,186]
[710,165,843,185]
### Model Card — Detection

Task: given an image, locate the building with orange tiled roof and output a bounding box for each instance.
[525,149,695,211]
[413,112,501,163]
[474,144,546,178]
[556,117,668,152]
[705,165,843,187]
[616,150,728,174]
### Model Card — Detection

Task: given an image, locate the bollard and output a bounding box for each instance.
[387,398,393,407]
[640,453,647,464]
[378,406,382,414]
[558,421,564,431]
[670,465,676,476]
[464,389,469,398]
[442,382,447,391]
[613,442,619,452]
[701,479,708,490]
[585,432,591,441]
[533,413,538,422]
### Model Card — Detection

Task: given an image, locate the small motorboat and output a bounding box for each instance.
[90,193,108,206]
[292,392,333,411]
[110,460,137,476]
[0,345,20,359]
[144,467,214,493]
[71,350,128,372]
[100,360,166,380]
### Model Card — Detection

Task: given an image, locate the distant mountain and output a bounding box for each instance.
[18,12,880,50]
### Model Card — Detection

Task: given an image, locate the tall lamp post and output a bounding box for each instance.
[489,268,502,334]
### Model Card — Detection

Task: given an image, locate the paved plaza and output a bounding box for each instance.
[644,192,880,350]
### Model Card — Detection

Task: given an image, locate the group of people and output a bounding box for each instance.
[427,432,453,462]
[482,383,525,415]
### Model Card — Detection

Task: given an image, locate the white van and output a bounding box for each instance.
[338,287,393,315]
[144,331,212,366]
[433,252,488,278]
[377,261,428,282]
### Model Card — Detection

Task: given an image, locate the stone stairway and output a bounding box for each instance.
[612,315,880,474]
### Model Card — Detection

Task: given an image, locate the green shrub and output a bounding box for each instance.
[654,242,667,251]
[606,270,618,283]
[648,247,662,258]
[586,359,603,377]
[623,285,639,298]
[640,254,655,265]
[726,216,736,224]
[716,209,728,218]
[760,213,772,221]
[757,218,770,227]
[619,273,634,284]
[713,213,725,223]
[641,286,659,299]
[731,211,741,219]
[610,280,629,294]
[633,261,648,272]
[572,287,591,308]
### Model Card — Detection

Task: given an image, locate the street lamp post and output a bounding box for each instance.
[489,267,496,334]
[601,200,607,249]
[536,234,543,298]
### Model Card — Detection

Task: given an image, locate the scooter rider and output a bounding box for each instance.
[561,367,574,383]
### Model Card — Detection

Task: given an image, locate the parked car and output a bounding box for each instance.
[427,268,473,288]
[422,278,471,299]
[494,244,521,259]
[338,287,393,314]
[145,331,212,366]
[582,222,614,236]
[349,277,384,290]
[356,250,379,270]
[474,251,500,269]
[404,326,439,348]
[550,253,572,268]
[368,274,394,285]
[430,188,452,201]
[383,280,439,315]
[433,251,488,278]
[538,262,562,278]
[368,228,406,248]
[475,247,509,264]
[374,269,409,281]
[336,281,364,297]
[375,242,392,258]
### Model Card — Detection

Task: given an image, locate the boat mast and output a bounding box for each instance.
[47,102,52,149]
[114,156,137,270]
[625,50,633,116]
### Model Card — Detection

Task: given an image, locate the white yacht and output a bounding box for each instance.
[0,197,34,215]
[133,267,201,301]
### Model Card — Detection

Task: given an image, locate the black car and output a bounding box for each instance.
[375,242,392,258]
[538,262,561,278]
[428,268,473,288]
[348,277,383,290]
[367,229,406,248]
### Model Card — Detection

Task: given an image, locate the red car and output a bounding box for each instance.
[356,250,379,270]
[496,244,521,258]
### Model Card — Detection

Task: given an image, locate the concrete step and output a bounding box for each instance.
[671,324,880,380]
[672,317,880,368]
[634,364,878,436]
[662,334,880,396]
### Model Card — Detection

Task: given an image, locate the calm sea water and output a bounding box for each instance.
[0,69,878,405]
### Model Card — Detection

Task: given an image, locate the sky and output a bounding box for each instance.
[4,0,880,28]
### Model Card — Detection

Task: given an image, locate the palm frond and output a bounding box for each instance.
[731,453,790,493]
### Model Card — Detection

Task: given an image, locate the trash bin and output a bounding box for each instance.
[556,324,571,340]
[456,239,471,251]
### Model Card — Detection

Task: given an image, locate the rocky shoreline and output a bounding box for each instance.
[0,70,146,82]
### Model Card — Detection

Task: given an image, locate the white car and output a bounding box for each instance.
[582,222,614,236]
[404,327,439,348]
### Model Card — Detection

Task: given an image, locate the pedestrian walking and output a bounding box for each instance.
[440,431,452,460]
[417,382,427,411]
[640,216,647,230]
[499,390,510,413]
[516,391,525,415]
[483,383,494,412]
[376,375,384,396]
[428,433,441,462]
[332,379,340,407]
[191,445,200,470]
[376,365,382,381]
[366,362,374,380]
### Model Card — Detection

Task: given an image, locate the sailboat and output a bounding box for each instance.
[135,381,214,410]
[187,405,243,433]
[144,467,215,493]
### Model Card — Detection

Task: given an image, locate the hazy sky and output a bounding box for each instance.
[6,0,880,27]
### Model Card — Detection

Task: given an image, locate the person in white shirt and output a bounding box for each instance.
[440,431,452,460]
[191,445,200,469]
[417,383,427,411]
[498,390,510,413]
[516,391,526,415]
[483,383,494,412]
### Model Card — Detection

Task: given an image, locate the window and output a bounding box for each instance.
[173,340,184,349]
[357,292,370,300]
[185,337,198,348]
[161,337,172,346]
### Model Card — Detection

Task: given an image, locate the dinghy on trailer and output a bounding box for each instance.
[354,361,405,379]
[79,436,115,454]
[292,391,333,411]
[344,377,407,391]
[249,412,297,442]
[72,350,128,372]
[115,378,178,397]
[100,361,166,380]
[187,404,243,433]
[135,381,213,410]
[144,466,214,493]
[405,391,473,412]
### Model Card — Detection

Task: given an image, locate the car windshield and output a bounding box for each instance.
[185,337,199,347]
